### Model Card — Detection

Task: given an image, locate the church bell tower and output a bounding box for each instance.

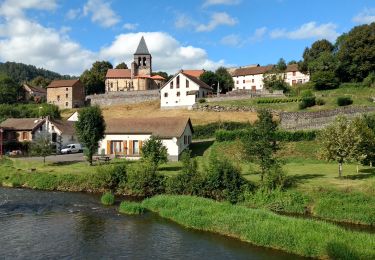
[133,36,152,77]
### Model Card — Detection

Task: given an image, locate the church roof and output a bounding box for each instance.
[106,69,131,78]
[134,36,150,55]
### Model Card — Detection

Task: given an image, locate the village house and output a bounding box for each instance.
[231,64,309,91]
[160,70,212,109]
[0,118,45,144]
[47,79,85,109]
[98,117,193,161]
[105,36,165,92]
[22,83,47,102]
[43,117,77,152]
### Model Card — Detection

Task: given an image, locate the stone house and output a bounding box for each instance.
[160,71,213,109]
[105,36,165,92]
[22,83,47,102]
[47,79,85,109]
[0,118,45,143]
[98,117,193,161]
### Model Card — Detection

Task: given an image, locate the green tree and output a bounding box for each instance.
[300,39,334,75]
[354,116,375,166]
[276,58,287,71]
[215,67,234,93]
[30,76,51,88]
[75,106,106,165]
[115,62,128,69]
[318,116,365,177]
[141,136,168,168]
[80,61,113,95]
[199,70,218,89]
[263,71,289,92]
[30,133,53,164]
[336,23,375,82]
[152,71,172,81]
[242,109,279,181]
[311,71,339,90]
[0,74,20,104]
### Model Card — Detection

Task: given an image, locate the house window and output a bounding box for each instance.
[52,133,57,142]
[236,81,239,84]
[188,136,191,144]
[186,79,189,88]
[252,79,254,83]
[66,93,68,98]
[133,140,139,154]
[184,135,187,144]
[170,81,174,89]
[293,71,296,76]
[65,102,69,107]
[243,80,245,83]
[51,126,54,131]
[164,92,168,97]
[177,91,180,97]
[111,141,124,154]
[176,76,180,88]
[57,95,60,101]
[66,88,68,91]
[22,132,28,140]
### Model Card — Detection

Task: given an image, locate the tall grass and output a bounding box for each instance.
[119,201,145,215]
[143,195,375,259]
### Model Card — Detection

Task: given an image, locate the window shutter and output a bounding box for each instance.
[139,140,143,152]
[107,141,111,154]
[123,141,127,155]
[129,140,133,155]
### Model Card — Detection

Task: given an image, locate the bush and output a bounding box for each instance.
[101,192,115,205]
[125,160,166,197]
[119,201,145,215]
[316,98,325,106]
[256,98,301,104]
[337,97,353,106]
[299,96,316,109]
[95,162,127,190]
[311,71,339,90]
[363,72,375,88]
[198,98,206,103]
[193,121,251,139]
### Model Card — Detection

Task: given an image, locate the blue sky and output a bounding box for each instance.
[0,0,374,75]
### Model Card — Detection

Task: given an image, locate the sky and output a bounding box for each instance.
[0,0,374,76]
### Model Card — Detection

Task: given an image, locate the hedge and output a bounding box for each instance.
[256,98,301,104]
[193,121,251,139]
[216,129,317,142]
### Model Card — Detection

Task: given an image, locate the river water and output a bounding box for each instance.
[0,188,302,259]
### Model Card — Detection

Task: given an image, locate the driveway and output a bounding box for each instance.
[17,153,86,163]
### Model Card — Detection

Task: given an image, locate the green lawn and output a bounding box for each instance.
[210,85,375,112]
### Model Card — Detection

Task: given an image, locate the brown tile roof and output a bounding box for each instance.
[182,72,212,90]
[50,119,76,135]
[181,70,205,78]
[232,65,274,77]
[0,118,45,131]
[23,84,47,94]
[286,64,299,72]
[151,75,165,80]
[106,69,132,78]
[47,79,81,88]
[105,117,193,138]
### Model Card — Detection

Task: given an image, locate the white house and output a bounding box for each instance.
[67,111,79,122]
[231,64,309,91]
[98,117,193,161]
[43,118,77,152]
[160,71,212,109]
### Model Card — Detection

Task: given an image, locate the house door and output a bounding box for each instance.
[111,141,123,154]
[251,86,256,92]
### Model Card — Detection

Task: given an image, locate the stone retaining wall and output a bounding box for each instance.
[280,106,375,130]
[86,90,159,106]
[207,90,284,102]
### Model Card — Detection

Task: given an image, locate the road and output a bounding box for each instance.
[18,153,85,163]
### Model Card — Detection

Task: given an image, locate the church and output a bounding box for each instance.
[105,36,166,92]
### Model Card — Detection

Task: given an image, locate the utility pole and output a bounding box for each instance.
[0,128,3,158]
[217,81,220,97]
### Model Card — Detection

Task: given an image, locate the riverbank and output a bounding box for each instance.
[142,195,375,259]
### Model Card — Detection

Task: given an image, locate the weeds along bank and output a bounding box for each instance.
[142,195,375,259]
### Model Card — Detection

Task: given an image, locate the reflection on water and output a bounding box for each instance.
[0,188,303,259]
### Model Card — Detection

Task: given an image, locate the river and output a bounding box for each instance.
[0,187,303,259]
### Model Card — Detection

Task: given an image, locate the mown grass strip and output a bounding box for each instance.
[143,195,375,259]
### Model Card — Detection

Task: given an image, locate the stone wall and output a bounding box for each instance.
[207,89,284,102]
[280,106,375,130]
[86,90,159,107]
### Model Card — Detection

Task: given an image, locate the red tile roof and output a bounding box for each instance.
[106,69,132,78]
[181,70,205,78]
[286,64,299,72]
[47,79,81,88]
[151,75,165,80]
[232,65,274,77]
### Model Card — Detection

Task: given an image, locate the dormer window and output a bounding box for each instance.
[170,81,174,89]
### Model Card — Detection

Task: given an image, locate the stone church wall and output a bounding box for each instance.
[86,90,160,107]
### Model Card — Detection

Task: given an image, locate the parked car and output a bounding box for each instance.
[60,144,83,154]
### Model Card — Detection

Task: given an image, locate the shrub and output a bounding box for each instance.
[316,98,325,106]
[141,136,168,168]
[125,160,166,197]
[311,71,339,90]
[198,98,206,103]
[299,96,316,109]
[95,162,127,190]
[337,97,353,106]
[119,201,145,215]
[193,121,251,139]
[101,192,115,205]
[362,72,375,88]
[256,98,301,104]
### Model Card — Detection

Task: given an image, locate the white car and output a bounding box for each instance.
[61,144,83,154]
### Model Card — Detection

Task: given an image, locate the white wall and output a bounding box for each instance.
[67,112,79,122]
[161,73,209,109]
[285,71,310,86]
[233,74,264,90]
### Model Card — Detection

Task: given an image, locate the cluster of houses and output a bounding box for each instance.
[1,36,309,161]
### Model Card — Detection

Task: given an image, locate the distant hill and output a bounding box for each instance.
[0,61,73,84]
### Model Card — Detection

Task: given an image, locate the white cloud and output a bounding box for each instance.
[66,8,81,20]
[175,14,196,29]
[249,27,267,43]
[220,34,241,47]
[352,8,375,24]
[203,0,241,7]
[123,23,138,30]
[0,0,57,18]
[83,0,120,27]
[196,12,237,32]
[270,22,339,41]
[99,32,227,73]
